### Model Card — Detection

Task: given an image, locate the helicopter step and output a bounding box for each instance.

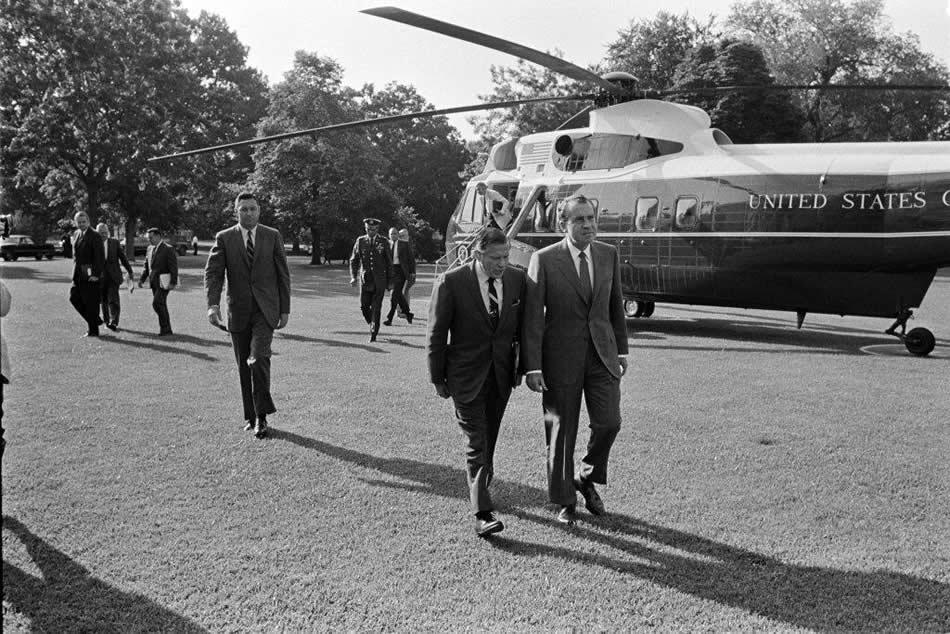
[884,308,936,356]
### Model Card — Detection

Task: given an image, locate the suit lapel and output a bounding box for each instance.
[591,242,609,303]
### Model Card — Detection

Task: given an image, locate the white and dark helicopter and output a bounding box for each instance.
[151,7,950,356]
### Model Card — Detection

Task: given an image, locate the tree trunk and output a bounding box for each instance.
[86,183,100,225]
[309,225,321,265]
[125,216,138,262]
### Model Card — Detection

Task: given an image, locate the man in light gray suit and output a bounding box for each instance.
[523,195,629,525]
[205,192,291,439]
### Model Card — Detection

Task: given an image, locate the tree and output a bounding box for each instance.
[1,0,267,250]
[725,0,950,141]
[358,82,472,242]
[671,39,805,143]
[603,11,717,90]
[468,54,586,145]
[250,52,394,265]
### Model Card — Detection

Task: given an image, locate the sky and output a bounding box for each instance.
[175,0,950,138]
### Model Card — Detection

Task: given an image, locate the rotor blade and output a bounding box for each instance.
[556,105,594,130]
[659,83,950,95]
[362,6,623,94]
[148,95,591,162]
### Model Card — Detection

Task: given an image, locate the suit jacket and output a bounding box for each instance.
[350,234,392,290]
[72,228,105,284]
[102,237,133,285]
[523,238,628,386]
[389,239,416,279]
[140,241,179,290]
[427,262,526,403]
[205,224,291,332]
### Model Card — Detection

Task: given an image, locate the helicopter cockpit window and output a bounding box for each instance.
[674,197,699,230]
[553,134,683,172]
[635,197,659,231]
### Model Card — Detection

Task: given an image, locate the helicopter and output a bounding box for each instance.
[149,6,950,356]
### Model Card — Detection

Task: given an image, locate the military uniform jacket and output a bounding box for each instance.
[350,234,392,290]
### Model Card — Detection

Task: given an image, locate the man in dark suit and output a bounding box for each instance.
[427,228,526,537]
[69,211,105,337]
[349,218,392,342]
[96,223,134,331]
[205,192,291,439]
[138,227,178,336]
[523,195,629,526]
[383,226,416,326]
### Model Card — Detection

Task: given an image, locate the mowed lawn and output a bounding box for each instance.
[2,254,949,632]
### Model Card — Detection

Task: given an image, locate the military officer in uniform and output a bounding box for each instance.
[350,217,393,342]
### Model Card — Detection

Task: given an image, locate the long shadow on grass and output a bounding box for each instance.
[98,330,221,362]
[277,332,389,353]
[272,431,950,632]
[2,515,207,632]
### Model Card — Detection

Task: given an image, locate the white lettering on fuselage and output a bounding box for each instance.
[942,190,950,207]
[749,191,935,211]
[840,191,927,210]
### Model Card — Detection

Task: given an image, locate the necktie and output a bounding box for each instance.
[246,231,255,261]
[578,252,592,303]
[487,277,499,329]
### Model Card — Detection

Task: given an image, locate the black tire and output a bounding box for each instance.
[904,327,935,356]
[641,301,655,318]
[46,254,54,260]
[9,255,17,261]
[34,254,43,260]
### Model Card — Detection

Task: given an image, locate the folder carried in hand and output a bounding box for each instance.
[159,273,172,290]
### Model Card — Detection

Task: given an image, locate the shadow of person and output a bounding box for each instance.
[276,332,387,353]
[98,332,218,362]
[271,431,950,632]
[2,515,207,632]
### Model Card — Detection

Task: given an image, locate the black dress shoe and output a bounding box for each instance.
[243,420,255,432]
[574,477,606,516]
[406,313,413,324]
[254,417,268,439]
[370,333,377,342]
[383,319,392,326]
[106,323,118,331]
[475,512,504,537]
[556,505,577,525]
[82,332,99,338]
[158,329,173,336]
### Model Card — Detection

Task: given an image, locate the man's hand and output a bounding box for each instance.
[434,383,450,399]
[277,313,289,330]
[526,373,546,393]
[619,357,629,377]
[350,278,357,287]
[208,307,222,327]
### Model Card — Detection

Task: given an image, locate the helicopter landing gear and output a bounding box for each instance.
[884,309,936,356]
[624,300,655,318]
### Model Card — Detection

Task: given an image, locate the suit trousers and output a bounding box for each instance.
[542,341,621,506]
[150,286,172,333]
[69,282,101,335]
[386,270,412,320]
[230,301,276,421]
[100,280,121,326]
[453,367,511,514]
[359,282,386,335]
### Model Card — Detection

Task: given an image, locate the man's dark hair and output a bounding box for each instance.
[234,192,257,206]
[557,194,594,224]
[474,227,508,252]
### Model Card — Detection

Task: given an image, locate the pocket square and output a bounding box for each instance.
[510,299,521,307]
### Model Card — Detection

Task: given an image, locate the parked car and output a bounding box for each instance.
[1,235,56,261]
[120,236,149,256]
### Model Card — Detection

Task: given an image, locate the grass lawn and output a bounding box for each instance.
[2,255,948,632]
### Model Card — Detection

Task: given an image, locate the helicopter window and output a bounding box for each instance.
[674,197,699,230]
[554,134,683,172]
[635,197,659,231]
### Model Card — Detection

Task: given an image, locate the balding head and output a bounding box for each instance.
[96,223,110,239]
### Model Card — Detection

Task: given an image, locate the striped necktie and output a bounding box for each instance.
[246,231,255,261]
[488,277,499,329]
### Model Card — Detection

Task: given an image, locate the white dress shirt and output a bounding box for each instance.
[474,259,503,317]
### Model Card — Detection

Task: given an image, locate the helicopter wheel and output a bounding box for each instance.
[903,327,935,356]
[640,301,655,318]
[624,300,639,318]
